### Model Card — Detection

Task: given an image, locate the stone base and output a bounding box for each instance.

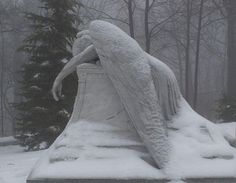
[27,177,236,183]
[27,64,236,183]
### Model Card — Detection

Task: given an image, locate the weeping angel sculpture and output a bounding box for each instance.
[52,20,235,169]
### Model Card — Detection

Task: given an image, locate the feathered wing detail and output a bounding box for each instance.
[89,20,170,168]
[148,54,182,122]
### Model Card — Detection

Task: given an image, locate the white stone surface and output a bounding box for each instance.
[28,64,236,181]
[49,63,148,162]
[89,20,174,168]
[28,64,163,180]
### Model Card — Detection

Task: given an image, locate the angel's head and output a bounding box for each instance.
[72,30,93,56]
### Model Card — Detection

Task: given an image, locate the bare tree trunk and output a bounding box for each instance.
[0,21,5,137]
[176,41,184,92]
[145,0,150,53]
[193,0,204,109]
[128,0,135,38]
[224,0,236,97]
[185,0,192,103]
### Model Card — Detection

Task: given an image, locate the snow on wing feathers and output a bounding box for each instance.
[95,42,170,168]
[148,55,181,121]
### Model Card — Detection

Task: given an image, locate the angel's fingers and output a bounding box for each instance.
[52,89,59,101]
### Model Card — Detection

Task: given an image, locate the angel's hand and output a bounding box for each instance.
[52,79,62,101]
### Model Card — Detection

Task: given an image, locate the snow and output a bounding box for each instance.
[28,99,236,181]
[60,58,68,64]
[87,20,236,174]
[0,136,15,144]
[0,121,236,183]
[40,61,50,66]
[33,73,40,79]
[28,61,167,179]
[58,109,70,118]
[33,106,47,112]
[0,144,44,183]
[29,121,161,179]
[165,99,236,179]
[30,85,41,91]
[28,101,236,180]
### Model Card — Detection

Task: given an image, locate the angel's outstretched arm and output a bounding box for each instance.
[52,45,98,101]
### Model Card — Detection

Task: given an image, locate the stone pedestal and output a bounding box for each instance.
[27,64,159,182]
[27,64,236,183]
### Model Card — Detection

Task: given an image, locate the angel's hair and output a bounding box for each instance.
[73,30,93,56]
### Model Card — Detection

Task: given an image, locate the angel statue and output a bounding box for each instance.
[52,20,235,169]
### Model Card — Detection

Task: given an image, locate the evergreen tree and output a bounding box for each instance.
[16,0,80,150]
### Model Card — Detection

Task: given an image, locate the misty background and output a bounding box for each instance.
[0,0,235,138]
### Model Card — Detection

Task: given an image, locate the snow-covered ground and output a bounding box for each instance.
[0,122,235,183]
[0,144,43,183]
[0,137,16,144]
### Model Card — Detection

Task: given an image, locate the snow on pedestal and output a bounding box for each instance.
[27,64,236,183]
[27,63,164,181]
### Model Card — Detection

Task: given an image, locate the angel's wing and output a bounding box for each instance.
[89,20,170,168]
